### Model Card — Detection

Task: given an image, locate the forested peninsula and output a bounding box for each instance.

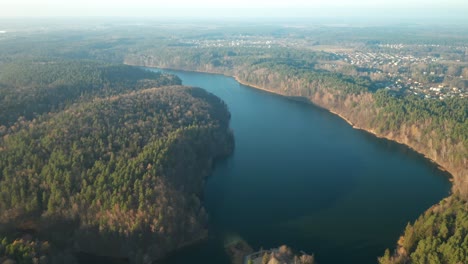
[0,61,234,263]
[125,46,467,263]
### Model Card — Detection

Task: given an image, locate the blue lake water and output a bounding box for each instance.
[151,69,451,264]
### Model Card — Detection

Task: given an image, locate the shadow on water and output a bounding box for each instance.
[155,236,231,264]
[76,252,129,264]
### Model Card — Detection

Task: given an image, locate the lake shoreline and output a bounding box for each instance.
[133,65,453,264]
[141,65,454,182]
[232,75,453,178]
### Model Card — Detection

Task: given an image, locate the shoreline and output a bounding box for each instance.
[328,110,450,174]
[232,73,453,179]
[134,64,462,262]
[135,64,456,184]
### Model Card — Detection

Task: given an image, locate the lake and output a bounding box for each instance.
[151,69,451,264]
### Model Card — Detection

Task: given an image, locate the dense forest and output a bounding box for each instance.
[378,196,468,264]
[0,23,466,263]
[0,61,234,263]
[0,60,181,126]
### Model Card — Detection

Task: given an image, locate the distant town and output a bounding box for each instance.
[332,47,467,99]
[179,36,468,100]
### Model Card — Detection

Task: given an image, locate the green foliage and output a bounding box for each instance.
[375,90,467,128]
[262,252,270,264]
[1,24,466,263]
[373,89,468,176]
[0,237,49,264]
[409,199,468,264]
[380,196,468,264]
[127,46,371,98]
[377,249,393,264]
[0,84,233,230]
[0,60,181,125]
[0,61,233,262]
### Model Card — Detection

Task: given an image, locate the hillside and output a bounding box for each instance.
[0,62,234,263]
[0,60,181,126]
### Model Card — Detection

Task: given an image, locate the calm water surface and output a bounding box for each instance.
[151,69,451,264]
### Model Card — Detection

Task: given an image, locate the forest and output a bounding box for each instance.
[0,23,466,264]
[0,61,234,263]
[0,60,181,126]
[379,196,468,264]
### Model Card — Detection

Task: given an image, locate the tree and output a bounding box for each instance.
[300,254,315,264]
[462,67,468,78]
[262,252,270,264]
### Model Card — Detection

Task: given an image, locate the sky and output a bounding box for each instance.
[1,0,467,18]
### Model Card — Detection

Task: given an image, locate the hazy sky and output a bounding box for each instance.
[1,0,467,17]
